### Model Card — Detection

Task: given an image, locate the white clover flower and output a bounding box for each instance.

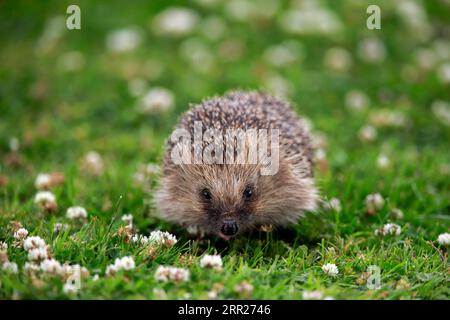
[375,223,402,236]
[23,236,46,251]
[81,151,104,176]
[153,288,168,299]
[138,87,174,113]
[357,37,386,63]
[437,233,450,246]
[63,281,78,294]
[155,265,190,282]
[263,41,301,67]
[40,258,63,275]
[121,214,133,226]
[431,100,450,126]
[148,230,178,247]
[66,206,88,221]
[71,265,90,278]
[396,1,427,25]
[64,264,89,279]
[302,290,324,300]
[369,109,408,128]
[225,0,278,22]
[116,256,135,271]
[314,148,326,162]
[105,256,136,276]
[377,154,391,169]
[207,290,218,299]
[179,38,215,74]
[387,223,401,235]
[105,264,118,277]
[345,90,370,112]
[34,172,65,190]
[131,234,148,245]
[35,173,52,190]
[2,261,18,273]
[34,191,56,206]
[24,262,40,273]
[385,223,401,236]
[152,7,198,37]
[199,254,223,270]
[106,27,142,53]
[53,222,69,234]
[131,234,149,245]
[61,263,75,277]
[0,241,7,251]
[36,16,66,54]
[324,198,341,213]
[323,47,352,73]
[322,263,339,277]
[92,274,100,282]
[28,247,48,261]
[133,163,160,186]
[34,190,58,211]
[14,228,29,240]
[225,0,254,21]
[9,136,20,151]
[391,208,404,220]
[234,281,254,295]
[396,1,432,41]
[154,266,170,282]
[168,267,190,282]
[131,231,178,247]
[279,7,342,36]
[358,125,377,142]
[365,193,385,214]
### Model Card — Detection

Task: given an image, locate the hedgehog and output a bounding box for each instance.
[155,91,319,240]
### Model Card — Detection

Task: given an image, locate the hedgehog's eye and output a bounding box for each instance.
[243,187,253,200]
[201,188,212,201]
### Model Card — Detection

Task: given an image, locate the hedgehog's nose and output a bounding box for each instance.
[221,219,238,236]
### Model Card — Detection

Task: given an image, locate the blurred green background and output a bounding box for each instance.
[1,0,449,163]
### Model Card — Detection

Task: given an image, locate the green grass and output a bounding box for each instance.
[0,0,449,299]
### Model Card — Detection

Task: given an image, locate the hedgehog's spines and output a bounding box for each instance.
[166,91,314,177]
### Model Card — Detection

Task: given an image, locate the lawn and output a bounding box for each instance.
[0,0,449,300]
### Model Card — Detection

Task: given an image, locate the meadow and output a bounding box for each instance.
[0,0,449,299]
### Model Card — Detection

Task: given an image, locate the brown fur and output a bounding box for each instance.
[155,91,319,238]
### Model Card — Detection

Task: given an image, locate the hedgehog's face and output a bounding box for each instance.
[196,180,258,240]
[156,164,261,239]
[156,161,318,240]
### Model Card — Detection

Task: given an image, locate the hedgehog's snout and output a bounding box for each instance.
[221,219,238,237]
